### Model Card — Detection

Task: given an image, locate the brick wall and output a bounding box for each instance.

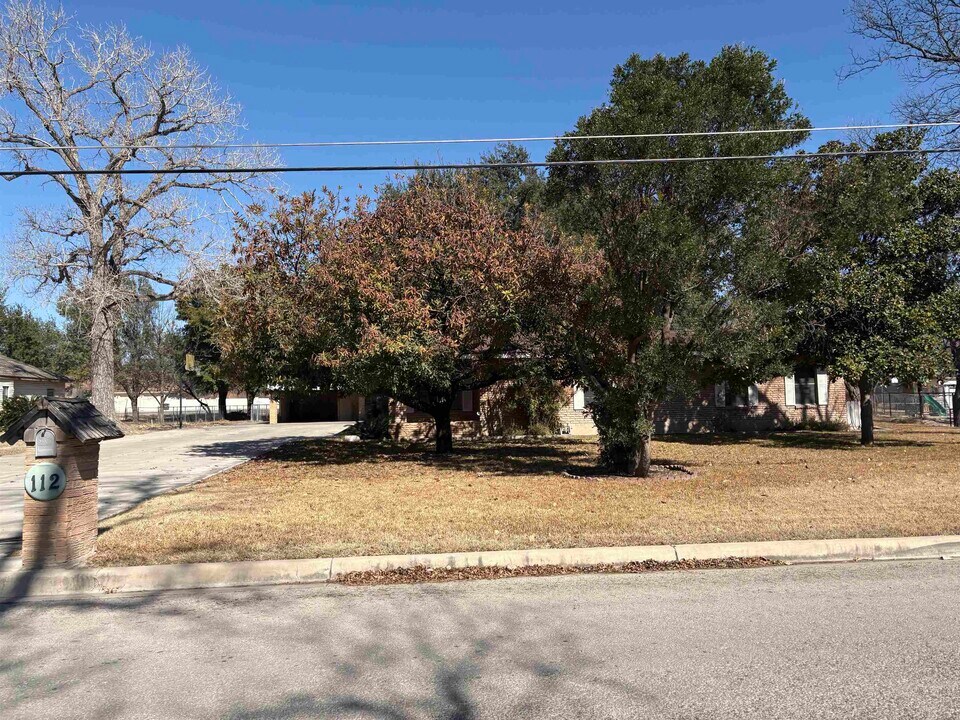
[388,376,851,439]
[554,376,850,436]
[389,394,483,441]
[21,436,99,569]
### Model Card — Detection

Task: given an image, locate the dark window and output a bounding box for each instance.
[725,383,749,407]
[46,388,55,398]
[794,369,818,406]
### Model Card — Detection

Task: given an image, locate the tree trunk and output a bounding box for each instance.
[626,433,652,478]
[129,395,140,423]
[434,404,454,454]
[89,304,117,419]
[217,381,229,420]
[246,388,257,419]
[859,378,874,446]
[954,371,960,427]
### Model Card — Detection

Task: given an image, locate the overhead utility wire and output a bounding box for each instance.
[1,121,959,153]
[2,147,956,180]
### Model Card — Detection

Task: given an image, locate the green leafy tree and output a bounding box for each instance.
[799,130,960,444]
[0,298,88,381]
[473,142,545,230]
[177,294,232,418]
[0,301,61,369]
[544,47,811,476]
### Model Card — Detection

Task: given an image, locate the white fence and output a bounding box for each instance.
[114,394,271,423]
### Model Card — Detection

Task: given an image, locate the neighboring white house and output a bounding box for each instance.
[0,353,72,402]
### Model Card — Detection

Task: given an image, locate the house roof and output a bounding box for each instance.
[0,354,72,383]
[1,397,124,445]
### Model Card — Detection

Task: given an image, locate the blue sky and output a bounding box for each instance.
[1,0,904,314]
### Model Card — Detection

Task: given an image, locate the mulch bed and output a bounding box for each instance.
[335,556,782,586]
[563,462,695,481]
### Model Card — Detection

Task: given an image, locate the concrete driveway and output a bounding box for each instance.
[0,421,350,542]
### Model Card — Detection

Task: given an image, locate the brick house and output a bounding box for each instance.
[391,368,850,439]
[559,369,849,435]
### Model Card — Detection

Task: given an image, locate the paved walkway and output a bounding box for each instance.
[1,560,958,718]
[0,421,350,541]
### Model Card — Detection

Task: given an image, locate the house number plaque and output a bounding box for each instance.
[24,462,67,502]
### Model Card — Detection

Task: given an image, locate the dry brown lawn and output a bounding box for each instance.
[95,421,960,566]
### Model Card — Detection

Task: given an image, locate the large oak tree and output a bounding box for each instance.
[798,130,960,443]
[0,1,269,416]
[544,47,811,477]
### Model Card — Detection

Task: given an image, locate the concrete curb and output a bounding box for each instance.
[2,534,959,600]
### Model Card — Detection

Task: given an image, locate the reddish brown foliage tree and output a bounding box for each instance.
[227,176,594,452]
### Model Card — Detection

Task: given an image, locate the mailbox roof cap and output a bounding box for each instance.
[1,397,124,445]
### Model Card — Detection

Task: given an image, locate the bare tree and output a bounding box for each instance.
[144,306,182,425]
[846,1,960,127]
[0,1,272,417]
[114,282,156,423]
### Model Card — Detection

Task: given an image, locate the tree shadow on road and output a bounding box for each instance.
[0,578,653,718]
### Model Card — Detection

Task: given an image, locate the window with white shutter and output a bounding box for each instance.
[573,386,585,410]
[816,372,829,407]
[784,375,796,406]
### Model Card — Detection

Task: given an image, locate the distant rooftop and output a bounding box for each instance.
[0,353,72,383]
[2,397,123,445]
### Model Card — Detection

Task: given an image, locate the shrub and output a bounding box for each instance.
[360,395,391,440]
[0,395,35,434]
[790,418,847,432]
[494,376,566,437]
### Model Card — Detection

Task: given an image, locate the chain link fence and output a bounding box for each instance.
[118,399,271,424]
[873,385,957,425]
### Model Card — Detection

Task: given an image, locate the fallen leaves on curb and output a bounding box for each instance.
[335,556,783,586]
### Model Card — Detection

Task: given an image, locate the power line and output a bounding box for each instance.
[2,147,953,180]
[0,121,958,154]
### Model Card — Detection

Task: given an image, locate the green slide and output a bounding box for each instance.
[924,394,948,417]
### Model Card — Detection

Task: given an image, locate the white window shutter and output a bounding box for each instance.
[573,386,585,411]
[748,384,759,407]
[816,372,829,407]
[460,390,473,413]
[714,383,726,407]
[784,376,796,406]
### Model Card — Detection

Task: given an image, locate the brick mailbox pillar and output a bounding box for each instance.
[1,397,123,569]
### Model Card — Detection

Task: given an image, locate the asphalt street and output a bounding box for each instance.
[0,421,350,541]
[2,559,958,719]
